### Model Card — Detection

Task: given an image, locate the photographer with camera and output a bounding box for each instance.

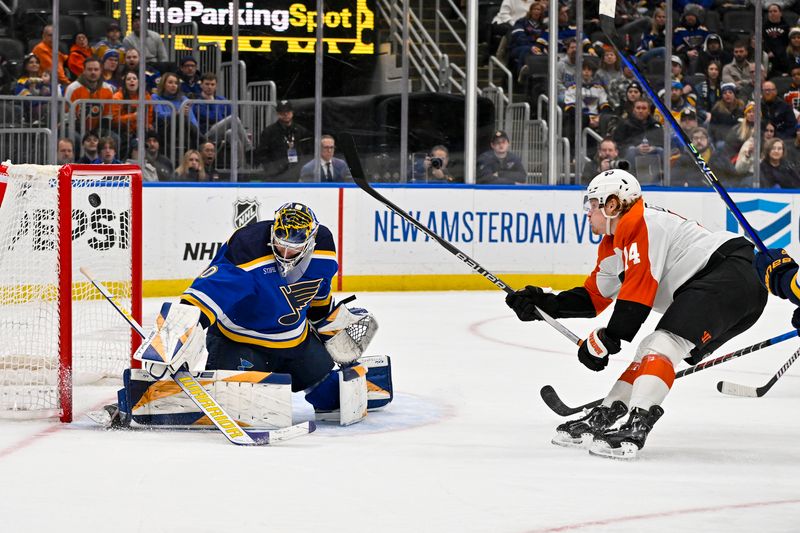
[581,138,629,184]
[411,145,460,183]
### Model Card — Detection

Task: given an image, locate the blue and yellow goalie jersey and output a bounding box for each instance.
[182,221,338,351]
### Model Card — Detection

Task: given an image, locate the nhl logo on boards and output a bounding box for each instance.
[233,198,260,229]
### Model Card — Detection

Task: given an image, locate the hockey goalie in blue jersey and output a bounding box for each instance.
[101,202,393,429]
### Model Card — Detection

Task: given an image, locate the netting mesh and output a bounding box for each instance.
[0,164,136,417]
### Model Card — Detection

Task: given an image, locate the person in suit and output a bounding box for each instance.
[299,135,353,182]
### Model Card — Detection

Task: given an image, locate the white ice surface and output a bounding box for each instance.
[1,291,799,532]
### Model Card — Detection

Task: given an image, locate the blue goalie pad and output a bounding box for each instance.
[304,370,340,412]
[361,355,393,410]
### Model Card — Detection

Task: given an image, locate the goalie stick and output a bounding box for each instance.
[542,330,799,416]
[79,267,316,446]
[338,133,582,347]
[717,345,800,398]
[598,0,767,253]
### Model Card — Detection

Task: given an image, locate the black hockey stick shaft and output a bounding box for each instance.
[598,0,766,253]
[339,133,582,346]
[541,329,798,416]
[717,344,800,397]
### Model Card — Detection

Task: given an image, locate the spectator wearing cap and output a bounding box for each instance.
[77,131,101,164]
[761,79,797,139]
[144,130,174,181]
[123,13,169,66]
[64,56,115,136]
[779,27,800,75]
[93,21,126,66]
[635,6,666,62]
[673,4,709,75]
[67,33,93,80]
[32,25,70,86]
[125,138,159,182]
[476,130,527,184]
[694,60,723,122]
[101,50,122,91]
[254,99,312,181]
[178,56,202,97]
[696,34,732,78]
[722,39,754,94]
[783,65,800,115]
[615,80,643,118]
[655,80,696,125]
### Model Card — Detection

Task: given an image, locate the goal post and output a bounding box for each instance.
[0,163,142,422]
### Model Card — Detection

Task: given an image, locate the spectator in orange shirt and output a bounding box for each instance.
[64,56,115,135]
[32,25,70,86]
[67,33,92,80]
[111,70,153,155]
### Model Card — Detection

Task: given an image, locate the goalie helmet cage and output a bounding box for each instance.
[0,163,142,423]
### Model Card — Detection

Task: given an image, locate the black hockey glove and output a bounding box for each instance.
[754,248,798,300]
[791,307,800,332]
[505,286,558,322]
[577,328,620,372]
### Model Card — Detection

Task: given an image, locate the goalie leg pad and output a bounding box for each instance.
[123,368,293,429]
[359,355,393,410]
[304,365,368,426]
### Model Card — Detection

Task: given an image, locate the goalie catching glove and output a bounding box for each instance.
[313,296,378,365]
[134,302,208,379]
[577,328,620,372]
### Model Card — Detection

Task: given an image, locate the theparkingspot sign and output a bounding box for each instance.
[129,0,375,53]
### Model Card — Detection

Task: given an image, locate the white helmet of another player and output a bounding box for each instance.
[271,202,319,277]
[585,169,642,210]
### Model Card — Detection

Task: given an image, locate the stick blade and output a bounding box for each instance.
[716,380,759,398]
[243,421,317,445]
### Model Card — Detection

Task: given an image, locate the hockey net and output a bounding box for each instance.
[0,163,142,422]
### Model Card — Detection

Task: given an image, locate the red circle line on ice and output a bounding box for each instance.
[527,498,800,532]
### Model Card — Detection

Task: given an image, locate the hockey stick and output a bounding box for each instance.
[717,345,800,397]
[79,267,316,445]
[338,133,582,346]
[541,329,799,416]
[598,0,766,253]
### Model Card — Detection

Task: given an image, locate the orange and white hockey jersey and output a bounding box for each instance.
[583,199,740,316]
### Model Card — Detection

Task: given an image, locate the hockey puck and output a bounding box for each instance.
[88,193,101,207]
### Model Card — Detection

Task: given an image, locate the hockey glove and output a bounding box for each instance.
[754,248,798,300]
[577,328,620,372]
[505,286,558,321]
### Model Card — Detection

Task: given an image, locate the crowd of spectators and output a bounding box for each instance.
[485,0,800,188]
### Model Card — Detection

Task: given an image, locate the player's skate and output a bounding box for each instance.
[589,405,664,460]
[551,400,628,448]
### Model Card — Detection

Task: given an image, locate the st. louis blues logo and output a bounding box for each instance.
[278,278,323,326]
[237,358,254,371]
[233,198,260,229]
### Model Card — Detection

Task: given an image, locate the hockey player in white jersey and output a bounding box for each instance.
[506,169,767,459]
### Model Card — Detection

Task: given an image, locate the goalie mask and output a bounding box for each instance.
[271,202,319,277]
